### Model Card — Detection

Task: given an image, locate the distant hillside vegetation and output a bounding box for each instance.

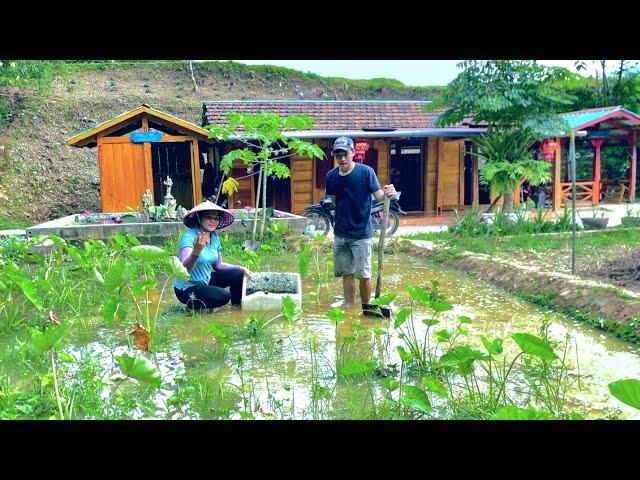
[0,60,444,224]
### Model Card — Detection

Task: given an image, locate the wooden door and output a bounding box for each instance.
[98,139,152,213]
[439,140,465,207]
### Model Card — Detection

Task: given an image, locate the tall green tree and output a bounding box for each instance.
[426,60,575,212]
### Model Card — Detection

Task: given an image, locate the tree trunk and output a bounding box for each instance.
[502,192,514,214]
[260,162,268,238]
[189,60,198,92]
[252,163,262,242]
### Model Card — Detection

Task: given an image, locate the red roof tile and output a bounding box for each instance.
[202,100,457,130]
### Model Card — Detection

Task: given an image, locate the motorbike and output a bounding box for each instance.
[303,192,406,237]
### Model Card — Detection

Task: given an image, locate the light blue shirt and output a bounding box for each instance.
[174,228,222,290]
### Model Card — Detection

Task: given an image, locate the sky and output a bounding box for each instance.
[217,60,638,87]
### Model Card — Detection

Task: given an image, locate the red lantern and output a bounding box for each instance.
[354,140,370,163]
[540,140,557,161]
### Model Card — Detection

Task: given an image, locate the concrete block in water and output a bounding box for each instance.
[241,272,302,311]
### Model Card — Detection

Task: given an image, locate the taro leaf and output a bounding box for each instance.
[131,279,157,296]
[481,335,504,356]
[339,360,376,377]
[129,324,151,352]
[103,297,129,326]
[281,296,299,322]
[373,327,387,336]
[326,307,344,324]
[298,244,312,276]
[608,379,640,411]
[422,318,439,327]
[125,234,141,246]
[103,297,119,326]
[167,256,189,281]
[370,293,397,306]
[381,377,400,391]
[422,376,449,398]
[435,329,452,342]
[491,406,552,420]
[207,322,232,346]
[111,234,128,248]
[66,245,88,267]
[399,385,432,413]
[393,307,411,329]
[439,346,489,372]
[458,315,473,324]
[31,323,69,353]
[405,285,431,305]
[58,351,76,363]
[511,333,558,361]
[116,354,161,387]
[19,279,43,310]
[104,258,130,293]
[397,345,413,362]
[430,299,453,313]
[129,245,171,262]
[93,267,105,285]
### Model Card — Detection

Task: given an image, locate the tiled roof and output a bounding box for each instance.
[560,105,640,130]
[202,100,460,130]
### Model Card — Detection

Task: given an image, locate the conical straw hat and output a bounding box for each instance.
[183,201,235,230]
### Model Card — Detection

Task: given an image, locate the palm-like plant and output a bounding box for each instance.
[474,130,552,213]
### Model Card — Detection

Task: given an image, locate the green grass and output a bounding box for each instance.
[404,226,640,256]
[0,219,31,230]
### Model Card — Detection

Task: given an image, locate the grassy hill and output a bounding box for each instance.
[0,60,444,226]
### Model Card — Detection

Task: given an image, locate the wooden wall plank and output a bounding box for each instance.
[191,139,202,205]
[102,142,117,212]
[121,142,136,209]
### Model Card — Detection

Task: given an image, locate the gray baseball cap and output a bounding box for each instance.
[332,136,354,154]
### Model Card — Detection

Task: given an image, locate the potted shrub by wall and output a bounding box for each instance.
[581,209,609,230]
[621,206,640,227]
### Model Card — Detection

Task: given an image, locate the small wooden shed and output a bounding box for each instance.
[67,104,218,213]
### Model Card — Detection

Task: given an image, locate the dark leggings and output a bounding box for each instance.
[174,268,245,310]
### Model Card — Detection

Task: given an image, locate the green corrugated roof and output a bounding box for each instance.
[559,106,640,130]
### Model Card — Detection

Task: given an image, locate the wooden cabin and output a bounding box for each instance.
[548,106,639,208]
[202,100,486,215]
[67,105,220,212]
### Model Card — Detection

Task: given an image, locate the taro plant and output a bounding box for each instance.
[373,282,581,419]
[101,243,189,350]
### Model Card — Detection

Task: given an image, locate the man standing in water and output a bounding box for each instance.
[325,136,396,305]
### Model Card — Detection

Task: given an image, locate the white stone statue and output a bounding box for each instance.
[163,176,177,220]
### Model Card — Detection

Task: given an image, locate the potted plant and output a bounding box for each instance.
[581,209,609,230]
[621,206,640,227]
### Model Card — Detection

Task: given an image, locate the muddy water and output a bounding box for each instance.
[73,252,640,419]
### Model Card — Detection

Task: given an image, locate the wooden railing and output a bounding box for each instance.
[560,181,594,205]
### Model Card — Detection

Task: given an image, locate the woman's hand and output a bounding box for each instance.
[193,231,210,255]
[240,266,253,278]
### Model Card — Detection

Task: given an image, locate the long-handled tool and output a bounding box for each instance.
[362,195,391,318]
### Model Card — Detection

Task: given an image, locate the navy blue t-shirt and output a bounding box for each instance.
[326,163,381,239]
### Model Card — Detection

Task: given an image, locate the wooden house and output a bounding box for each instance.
[67,105,219,212]
[201,100,486,215]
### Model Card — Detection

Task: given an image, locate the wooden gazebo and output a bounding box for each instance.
[548,106,639,208]
[67,105,218,213]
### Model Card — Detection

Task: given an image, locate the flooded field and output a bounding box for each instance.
[63,251,640,419]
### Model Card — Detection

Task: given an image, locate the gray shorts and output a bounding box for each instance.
[333,236,373,279]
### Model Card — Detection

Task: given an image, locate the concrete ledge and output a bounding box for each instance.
[25,209,308,242]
